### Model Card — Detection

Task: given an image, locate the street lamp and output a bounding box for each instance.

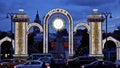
[6,12,17,58]
[101,12,112,48]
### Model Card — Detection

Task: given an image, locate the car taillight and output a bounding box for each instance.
[47,65,50,68]
[66,60,68,65]
[81,65,84,68]
[116,64,118,68]
[46,63,50,68]
[14,66,16,68]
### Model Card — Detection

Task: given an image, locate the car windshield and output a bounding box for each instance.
[0,59,14,63]
[39,57,50,63]
[104,61,113,65]
[90,61,98,65]
[26,61,41,65]
[73,56,96,61]
[90,61,113,65]
[27,53,52,60]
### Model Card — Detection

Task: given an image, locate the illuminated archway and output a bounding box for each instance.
[74,23,90,56]
[0,36,14,48]
[27,23,43,34]
[1,41,13,59]
[103,36,120,60]
[26,23,43,54]
[0,36,14,59]
[44,8,73,57]
[103,41,116,61]
[74,23,90,33]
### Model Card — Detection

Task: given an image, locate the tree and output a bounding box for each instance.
[28,33,34,54]
[75,29,89,56]
[117,26,120,30]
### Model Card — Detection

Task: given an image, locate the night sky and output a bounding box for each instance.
[0,0,120,32]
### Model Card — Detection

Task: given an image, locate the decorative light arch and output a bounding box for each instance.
[102,36,120,60]
[25,23,43,54]
[102,36,120,48]
[27,23,43,34]
[74,23,90,56]
[74,23,90,33]
[0,36,14,51]
[44,8,73,57]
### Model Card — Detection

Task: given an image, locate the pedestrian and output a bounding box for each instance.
[42,62,46,68]
[50,59,55,68]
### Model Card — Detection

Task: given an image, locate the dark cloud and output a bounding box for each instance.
[0,1,7,14]
[119,0,120,4]
[61,0,115,7]
[0,0,30,20]
[0,0,119,32]
[68,9,91,22]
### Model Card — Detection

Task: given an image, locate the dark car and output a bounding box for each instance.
[0,59,13,63]
[115,60,120,68]
[27,53,53,61]
[68,56,97,68]
[52,53,67,68]
[14,60,46,68]
[0,59,25,68]
[81,60,117,68]
[53,58,67,68]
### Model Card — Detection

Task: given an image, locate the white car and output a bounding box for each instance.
[14,60,43,68]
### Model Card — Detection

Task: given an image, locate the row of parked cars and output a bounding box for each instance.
[15,54,53,68]
[67,56,120,68]
[0,53,53,68]
[0,59,25,68]
[1,54,120,68]
[0,59,51,68]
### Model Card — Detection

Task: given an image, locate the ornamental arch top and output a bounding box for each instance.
[102,36,120,48]
[44,8,73,57]
[102,36,120,60]
[0,36,14,48]
[27,23,43,34]
[74,23,90,33]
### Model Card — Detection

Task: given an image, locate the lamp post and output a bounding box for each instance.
[102,12,112,48]
[6,12,17,58]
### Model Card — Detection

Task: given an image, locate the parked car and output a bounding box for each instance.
[0,59,25,68]
[53,58,67,68]
[27,53,53,61]
[38,56,52,64]
[14,60,44,68]
[0,59,13,63]
[81,60,117,68]
[51,53,67,68]
[68,56,97,68]
[115,60,120,68]
[38,56,51,68]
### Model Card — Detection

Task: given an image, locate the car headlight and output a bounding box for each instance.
[47,66,50,68]
[14,66,21,68]
[81,65,84,68]
[14,66,16,68]
[0,63,3,66]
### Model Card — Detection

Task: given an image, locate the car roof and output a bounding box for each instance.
[26,60,43,63]
[74,56,96,60]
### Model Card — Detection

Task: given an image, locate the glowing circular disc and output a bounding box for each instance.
[52,18,65,30]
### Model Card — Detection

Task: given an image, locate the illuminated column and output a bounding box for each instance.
[13,9,30,60]
[117,46,120,60]
[87,9,104,59]
[117,47,119,60]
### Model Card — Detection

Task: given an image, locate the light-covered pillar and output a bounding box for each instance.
[117,46,120,60]
[13,9,30,60]
[87,9,104,60]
